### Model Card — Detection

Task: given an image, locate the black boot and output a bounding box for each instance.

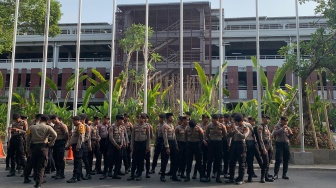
[55,170,65,180]
[67,176,78,183]
[23,178,31,184]
[184,175,190,182]
[149,169,155,174]
[100,174,107,180]
[172,175,181,181]
[160,175,166,182]
[247,175,252,182]
[83,174,92,180]
[146,172,150,178]
[282,174,289,180]
[127,174,135,181]
[7,169,16,177]
[216,177,222,183]
[112,172,122,179]
[135,175,142,181]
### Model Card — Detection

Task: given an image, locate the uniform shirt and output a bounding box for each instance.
[90,125,101,141]
[68,123,86,150]
[146,123,154,139]
[26,122,57,152]
[229,123,250,142]
[109,123,126,147]
[245,123,255,141]
[155,122,165,138]
[131,123,150,150]
[223,122,232,146]
[185,125,204,142]
[84,124,92,149]
[123,122,133,140]
[53,122,69,141]
[272,123,293,143]
[162,123,177,148]
[258,124,272,150]
[9,121,26,138]
[205,122,227,141]
[98,123,109,139]
[175,125,187,142]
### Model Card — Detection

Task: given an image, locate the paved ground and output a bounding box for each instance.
[0,163,335,188]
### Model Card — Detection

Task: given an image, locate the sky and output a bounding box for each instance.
[58,0,319,24]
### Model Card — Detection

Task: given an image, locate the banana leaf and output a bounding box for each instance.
[38,72,57,91]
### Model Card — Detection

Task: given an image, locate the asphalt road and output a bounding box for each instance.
[0,164,335,188]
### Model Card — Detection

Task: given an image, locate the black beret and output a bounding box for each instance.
[165,113,174,119]
[280,116,288,121]
[223,113,230,118]
[72,116,81,121]
[211,114,220,119]
[93,116,100,120]
[116,114,124,120]
[159,114,166,118]
[262,114,270,119]
[202,114,209,118]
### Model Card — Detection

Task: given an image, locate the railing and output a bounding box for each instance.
[0,58,111,63]
[210,22,328,31]
[18,28,112,36]
[208,55,311,60]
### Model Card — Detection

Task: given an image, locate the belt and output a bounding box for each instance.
[232,140,246,144]
[246,140,255,143]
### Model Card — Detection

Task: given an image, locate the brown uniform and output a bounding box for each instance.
[89,124,102,173]
[26,122,57,187]
[161,123,179,178]
[8,121,26,173]
[52,122,68,177]
[175,125,187,175]
[107,124,126,176]
[185,125,205,177]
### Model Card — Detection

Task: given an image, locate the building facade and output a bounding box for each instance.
[0,1,333,104]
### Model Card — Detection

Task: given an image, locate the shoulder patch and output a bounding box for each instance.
[26,128,31,135]
[78,124,85,134]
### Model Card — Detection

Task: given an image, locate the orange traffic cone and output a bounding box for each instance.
[0,140,6,158]
[66,146,74,160]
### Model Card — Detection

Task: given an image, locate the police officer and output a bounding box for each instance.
[127,113,150,181]
[204,114,226,183]
[7,114,26,177]
[175,116,187,178]
[272,116,293,180]
[101,114,126,180]
[246,116,263,182]
[194,114,209,179]
[225,113,249,185]
[98,116,110,176]
[23,114,42,184]
[184,120,205,182]
[26,115,57,188]
[88,116,102,175]
[150,114,166,174]
[257,114,274,183]
[144,114,153,178]
[123,114,133,174]
[160,113,180,182]
[222,114,231,179]
[50,115,68,179]
[79,114,92,180]
[66,116,86,183]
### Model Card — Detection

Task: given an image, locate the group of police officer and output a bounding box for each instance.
[5,111,293,188]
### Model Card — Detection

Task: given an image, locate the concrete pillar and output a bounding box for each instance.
[246,66,253,99]
[227,66,239,99]
[30,68,41,91]
[21,69,27,87]
[266,66,278,89]
[61,68,72,98]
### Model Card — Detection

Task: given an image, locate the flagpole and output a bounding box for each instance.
[5,0,20,145]
[179,0,184,116]
[219,0,223,114]
[144,0,149,113]
[39,0,51,113]
[256,0,262,123]
[108,0,117,118]
[295,0,304,152]
[73,0,82,116]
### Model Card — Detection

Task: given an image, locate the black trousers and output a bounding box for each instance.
[8,135,25,171]
[229,141,246,181]
[145,150,150,173]
[99,138,108,173]
[31,144,48,187]
[206,140,223,178]
[122,144,131,171]
[274,142,290,175]
[151,138,163,171]
[246,140,263,176]
[260,141,273,179]
[222,139,230,175]
[177,141,187,175]
[186,142,203,177]
[111,144,123,175]
[53,140,66,175]
[131,141,147,176]
[45,147,55,172]
[161,140,178,178]
[82,142,91,175]
[23,156,33,179]
[88,140,102,172]
[72,144,83,178]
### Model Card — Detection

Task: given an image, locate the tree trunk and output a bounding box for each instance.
[120,52,132,104]
[318,71,334,149]
[306,81,319,149]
